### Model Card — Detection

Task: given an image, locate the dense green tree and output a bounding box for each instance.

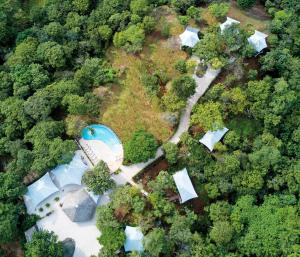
[191,101,224,131]
[209,221,233,245]
[37,41,66,69]
[113,25,145,53]
[143,228,168,257]
[0,171,26,201]
[25,230,63,257]
[231,195,300,257]
[208,3,230,20]
[237,0,256,9]
[162,142,179,164]
[124,129,158,163]
[0,71,13,100]
[171,0,196,14]
[172,75,196,100]
[65,115,88,137]
[98,227,125,253]
[0,203,20,244]
[82,161,115,195]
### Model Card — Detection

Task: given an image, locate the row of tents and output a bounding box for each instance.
[179,17,268,53]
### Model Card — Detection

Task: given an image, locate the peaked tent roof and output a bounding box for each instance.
[199,127,229,152]
[248,30,268,52]
[220,17,240,33]
[24,172,59,214]
[179,26,200,48]
[62,189,96,222]
[124,226,144,252]
[51,151,89,188]
[173,168,198,203]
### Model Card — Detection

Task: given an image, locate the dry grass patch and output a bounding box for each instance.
[227,1,270,32]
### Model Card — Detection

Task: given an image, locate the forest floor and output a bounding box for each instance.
[100,7,187,142]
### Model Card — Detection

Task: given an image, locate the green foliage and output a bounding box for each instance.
[113,25,145,53]
[124,129,158,163]
[143,228,168,256]
[209,221,233,245]
[82,161,116,195]
[172,75,196,100]
[141,73,159,97]
[178,15,189,26]
[162,91,186,112]
[172,0,196,14]
[191,101,224,130]
[237,0,256,9]
[162,142,179,164]
[175,59,187,74]
[208,3,230,20]
[0,203,20,243]
[98,227,125,253]
[25,230,63,257]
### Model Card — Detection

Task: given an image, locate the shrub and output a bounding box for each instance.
[142,16,156,33]
[178,15,189,26]
[248,69,258,80]
[161,21,170,38]
[54,197,60,202]
[141,73,159,97]
[45,203,50,208]
[172,75,196,100]
[237,0,256,9]
[175,60,187,73]
[38,207,43,212]
[162,142,179,164]
[208,3,230,20]
[124,129,158,163]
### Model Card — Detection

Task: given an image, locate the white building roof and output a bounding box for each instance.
[220,17,240,33]
[172,168,198,203]
[51,151,89,189]
[248,30,268,53]
[124,226,144,252]
[199,127,229,152]
[24,173,59,214]
[179,26,200,48]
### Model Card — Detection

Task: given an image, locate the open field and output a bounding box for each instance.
[100,7,187,142]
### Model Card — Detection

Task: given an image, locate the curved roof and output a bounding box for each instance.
[24,173,59,214]
[220,17,240,33]
[199,127,229,152]
[173,168,198,203]
[51,151,89,188]
[124,226,144,252]
[62,189,96,222]
[248,30,268,53]
[179,26,200,48]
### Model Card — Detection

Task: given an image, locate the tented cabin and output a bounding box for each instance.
[199,127,229,152]
[24,172,59,214]
[124,226,144,252]
[248,30,268,53]
[179,26,200,48]
[173,168,198,203]
[220,17,240,33]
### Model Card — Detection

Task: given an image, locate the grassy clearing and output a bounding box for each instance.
[227,1,270,32]
[100,8,187,143]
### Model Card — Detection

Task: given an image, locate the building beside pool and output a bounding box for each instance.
[79,124,124,172]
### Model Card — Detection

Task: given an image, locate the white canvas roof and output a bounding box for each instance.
[51,151,89,188]
[179,26,200,48]
[248,30,268,52]
[124,226,144,252]
[199,127,229,152]
[220,17,240,33]
[173,168,198,203]
[24,173,59,213]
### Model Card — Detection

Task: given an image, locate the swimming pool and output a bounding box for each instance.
[81,124,122,153]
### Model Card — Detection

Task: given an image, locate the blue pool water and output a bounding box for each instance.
[82,124,122,152]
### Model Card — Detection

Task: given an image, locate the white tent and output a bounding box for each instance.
[51,151,89,189]
[173,168,198,203]
[24,173,59,214]
[179,26,200,48]
[248,30,268,53]
[199,127,229,152]
[124,226,144,252]
[220,17,240,33]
